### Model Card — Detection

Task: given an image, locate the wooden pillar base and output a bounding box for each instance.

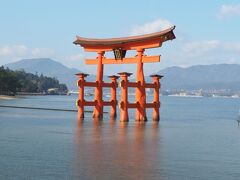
[135,116,148,122]
[120,118,129,122]
[152,115,160,122]
[119,101,129,122]
[77,112,84,119]
[110,113,117,119]
[92,110,103,119]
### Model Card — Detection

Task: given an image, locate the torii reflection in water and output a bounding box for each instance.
[73,120,161,179]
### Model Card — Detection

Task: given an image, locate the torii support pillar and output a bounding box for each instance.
[150,74,163,121]
[118,72,132,122]
[108,75,119,118]
[76,73,89,120]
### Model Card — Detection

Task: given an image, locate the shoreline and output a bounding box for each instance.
[0,93,68,100]
[0,95,19,100]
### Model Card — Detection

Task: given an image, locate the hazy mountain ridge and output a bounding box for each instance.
[4,58,240,91]
[152,64,240,91]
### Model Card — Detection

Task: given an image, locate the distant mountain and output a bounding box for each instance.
[150,64,240,91]
[5,58,81,90]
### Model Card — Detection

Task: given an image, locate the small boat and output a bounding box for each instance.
[85,92,94,96]
[237,110,240,126]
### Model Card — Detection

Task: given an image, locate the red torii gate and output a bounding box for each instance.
[74,26,175,122]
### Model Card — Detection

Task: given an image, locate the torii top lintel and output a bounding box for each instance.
[73,26,176,52]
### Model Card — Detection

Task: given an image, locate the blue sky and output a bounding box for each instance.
[0,0,240,75]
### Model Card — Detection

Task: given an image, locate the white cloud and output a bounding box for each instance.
[31,48,55,57]
[182,40,240,56]
[0,45,55,65]
[164,40,240,68]
[66,53,84,61]
[183,40,220,57]
[0,45,28,56]
[218,4,240,18]
[60,53,88,70]
[223,42,240,53]
[130,18,173,36]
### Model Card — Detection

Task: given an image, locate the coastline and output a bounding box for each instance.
[0,95,18,100]
[0,92,68,100]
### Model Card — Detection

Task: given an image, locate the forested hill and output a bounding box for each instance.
[5,58,79,90]
[0,66,68,95]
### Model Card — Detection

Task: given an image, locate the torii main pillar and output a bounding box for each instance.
[92,51,104,118]
[136,49,147,121]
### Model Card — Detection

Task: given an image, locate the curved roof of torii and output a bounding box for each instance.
[73,26,176,51]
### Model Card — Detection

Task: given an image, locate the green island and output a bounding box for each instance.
[0,66,68,95]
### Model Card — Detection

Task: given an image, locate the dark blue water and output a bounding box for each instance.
[0,95,240,180]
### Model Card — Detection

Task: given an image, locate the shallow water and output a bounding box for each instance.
[0,95,240,179]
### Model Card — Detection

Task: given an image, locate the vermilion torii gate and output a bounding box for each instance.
[74,26,175,122]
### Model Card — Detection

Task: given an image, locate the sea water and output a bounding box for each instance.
[0,95,240,180]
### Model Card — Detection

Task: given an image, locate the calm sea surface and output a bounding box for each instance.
[0,95,240,180]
